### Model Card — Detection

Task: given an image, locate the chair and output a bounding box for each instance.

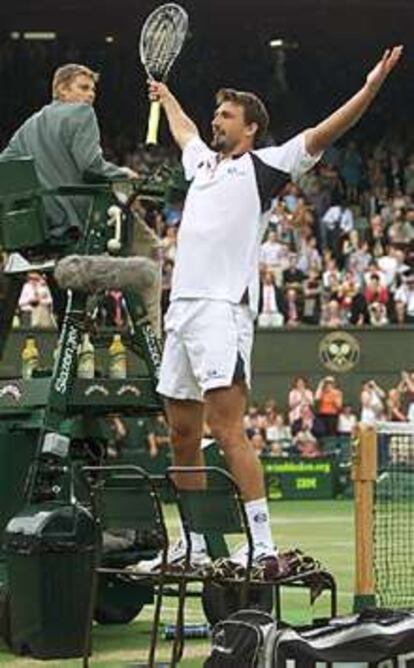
[165,466,259,665]
[0,158,50,252]
[81,464,170,668]
[166,466,337,662]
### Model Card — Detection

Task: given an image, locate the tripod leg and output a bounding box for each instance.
[44,290,87,432]
[123,290,162,385]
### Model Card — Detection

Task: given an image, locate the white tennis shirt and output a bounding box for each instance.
[171,132,321,314]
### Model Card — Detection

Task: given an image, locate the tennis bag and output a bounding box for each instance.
[204,610,274,667]
[204,608,414,668]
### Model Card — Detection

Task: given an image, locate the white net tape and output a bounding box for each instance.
[375,421,414,436]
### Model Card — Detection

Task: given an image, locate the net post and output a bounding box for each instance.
[351,424,377,612]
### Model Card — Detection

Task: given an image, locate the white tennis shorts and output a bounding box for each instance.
[157,299,254,401]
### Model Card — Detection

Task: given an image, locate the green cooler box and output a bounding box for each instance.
[4,502,97,658]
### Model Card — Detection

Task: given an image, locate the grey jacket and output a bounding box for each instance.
[0,101,127,242]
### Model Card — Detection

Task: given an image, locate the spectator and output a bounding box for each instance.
[257,270,284,328]
[282,253,306,289]
[337,404,358,436]
[18,272,54,328]
[337,270,360,313]
[390,298,409,325]
[259,229,289,284]
[347,239,372,280]
[394,272,414,323]
[293,430,322,458]
[302,268,322,324]
[315,376,343,436]
[366,214,388,258]
[273,206,296,248]
[368,300,389,326]
[377,245,403,288]
[266,414,292,454]
[386,388,407,422]
[290,196,315,236]
[388,208,413,246]
[399,371,414,422]
[104,290,127,328]
[350,288,369,325]
[321,197,354,261]
[360,380,386,425]
[297,235,322,275]
[282,286,304,326]
[283,182,300,213]
[288,376,314,434]
[250,429,267,456]
[244,403,266,436]
[322,257,342,298]
[364,274,389,304]
[320,298,345,328]
[148,414,170,458]
[341,229,360,269]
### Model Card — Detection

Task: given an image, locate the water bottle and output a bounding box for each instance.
[108,334,127,379]
[21,337,39,379]
[77,333,95,379]
[163,623,211,640]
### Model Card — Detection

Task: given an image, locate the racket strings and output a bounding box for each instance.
[145,25,175,78]
[140,4,188,81]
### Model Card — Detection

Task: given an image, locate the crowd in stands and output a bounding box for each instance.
[0,39,413,330]
[98,137,414,328]
[256,140,413,328]
[242,370,414,460]
[110,370,414,464]
[5,136,414,330]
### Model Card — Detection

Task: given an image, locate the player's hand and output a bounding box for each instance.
[148,80,171,104]
[121,166,139,180]
[365,46,403,94]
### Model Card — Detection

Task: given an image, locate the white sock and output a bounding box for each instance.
[244,497,276,555]
[178,521,207,553]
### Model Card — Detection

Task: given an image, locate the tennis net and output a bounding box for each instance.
[374,421,414,608]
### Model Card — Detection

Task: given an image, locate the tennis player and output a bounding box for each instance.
[138,46,402,576]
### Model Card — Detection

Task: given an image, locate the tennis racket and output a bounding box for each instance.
[139,3,189,145]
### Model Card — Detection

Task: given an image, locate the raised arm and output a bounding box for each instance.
[149,81,199,151]
[305,46,403,156]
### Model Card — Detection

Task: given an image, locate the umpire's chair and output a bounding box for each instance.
[0,157,168,657]
[0,156,164,451]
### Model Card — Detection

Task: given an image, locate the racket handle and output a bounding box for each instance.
[146,100,161,145]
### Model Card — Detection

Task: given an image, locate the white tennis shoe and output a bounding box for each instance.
[128,539,211,574]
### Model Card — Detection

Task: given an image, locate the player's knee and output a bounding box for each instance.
[169,422,201,451]
[209,423,245,451]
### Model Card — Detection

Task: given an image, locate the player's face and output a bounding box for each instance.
[58,74,96,105]
[211,101,256,154]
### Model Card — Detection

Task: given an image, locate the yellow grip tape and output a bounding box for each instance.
[146,101,161,145]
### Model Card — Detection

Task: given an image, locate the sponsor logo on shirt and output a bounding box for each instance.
[227,166,247,176]
[205,369,226,380]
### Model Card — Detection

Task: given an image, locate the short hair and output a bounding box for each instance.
[52,64,99,100]
[215,88,270,147]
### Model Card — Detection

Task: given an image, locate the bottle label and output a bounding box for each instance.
[22,357,39,380]
[109,353,127,379]
[77,352,95,379]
